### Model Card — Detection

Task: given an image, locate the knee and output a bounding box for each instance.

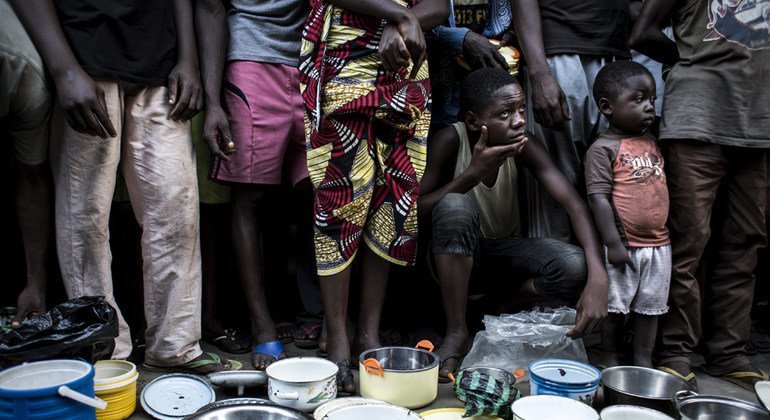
[538,246,587,300]
[431,193,479,255]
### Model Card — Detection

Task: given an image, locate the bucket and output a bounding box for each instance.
[93,361,138,420]
[528,359,601,406]
[0,359,107,420]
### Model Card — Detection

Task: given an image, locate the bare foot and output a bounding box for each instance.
[435,331,470,381]
[351,334,380,361]
[12,286,46,328]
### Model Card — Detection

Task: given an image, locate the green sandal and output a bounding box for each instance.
[143,351,241,374]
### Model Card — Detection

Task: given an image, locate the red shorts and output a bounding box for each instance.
[210,61,308,185]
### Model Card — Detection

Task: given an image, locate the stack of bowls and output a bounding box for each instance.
[93,361,138,420]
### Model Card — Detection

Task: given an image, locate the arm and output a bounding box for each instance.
[419,126,526,217]
[169,0,203,121]
[588,194,636,271]
[194,0,234,160]
[431,26,471,57]
[10,0,116,138]
[510,0,570,128]
[629,0,678,66]
[518,138,608,338]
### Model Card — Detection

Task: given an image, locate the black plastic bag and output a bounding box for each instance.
[0,296,118,365]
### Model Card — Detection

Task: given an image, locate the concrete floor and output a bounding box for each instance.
[128,340,770,418]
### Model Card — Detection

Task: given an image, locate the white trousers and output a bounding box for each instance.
[50,81,203,366]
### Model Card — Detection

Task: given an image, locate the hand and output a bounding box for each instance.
[54,69,117,138]
[380,23,411,72]
[168,60,203,121]
[462,32,508,70]
[567,271,608,338]
[467,126,527,180]
[530,71,571,128]
[606,243,637,272]
[391,11,426,79]
[203,106,235,160]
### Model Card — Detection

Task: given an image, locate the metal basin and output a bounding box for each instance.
[601,366,690,417]
[675,390,770,420]
[360,347,438,372]
[186,398,314,419]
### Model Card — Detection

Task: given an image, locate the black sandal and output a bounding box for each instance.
[335,360,356,395]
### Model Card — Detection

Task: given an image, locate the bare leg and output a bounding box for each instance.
[633,314,658,368]
[599,313,624,367]
[231,185,283,369]
[201,204,221,334]
[352,244,389,357]
[319,266,355,394]
[434,252,473,379]
[12,162,51,327]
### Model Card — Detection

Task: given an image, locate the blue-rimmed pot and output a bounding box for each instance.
[528,358,601,406]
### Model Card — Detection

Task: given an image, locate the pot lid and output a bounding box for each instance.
[140,373,216,419]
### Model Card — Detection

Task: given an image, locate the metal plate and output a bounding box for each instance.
[140,373,216,419]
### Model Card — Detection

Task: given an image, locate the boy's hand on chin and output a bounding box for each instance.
[468,126,527,180]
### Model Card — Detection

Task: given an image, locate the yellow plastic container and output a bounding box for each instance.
[93,361,138,420]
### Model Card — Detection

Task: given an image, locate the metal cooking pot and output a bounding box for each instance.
[359,341,439,409]
[600,366,690,417]
[185,398,313,419]
[674,390,770,420]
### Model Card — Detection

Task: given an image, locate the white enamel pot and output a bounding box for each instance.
[511,395,599,420]
[358,340,439,409]
[266,357,338,412]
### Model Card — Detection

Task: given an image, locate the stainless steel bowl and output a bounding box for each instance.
[600,366,690,417]
[185,398,314,419]
[359,347,438,372]
[675,390,770,420]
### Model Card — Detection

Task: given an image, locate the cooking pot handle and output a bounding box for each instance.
[363,358,385,377]
[415,340,435,353]
[673,389,698,407]
[58,386,108,410]
[274,391,299,400]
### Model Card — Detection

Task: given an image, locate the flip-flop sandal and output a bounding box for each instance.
[438,354,463,384]
[275,322,294,345]
[143,351,240,374]
[203,327,250,354]
[294,321,322,349]
[720,369,769,392]
[252,340,285,369]
[334,360,356,395]
[657,365,698,391]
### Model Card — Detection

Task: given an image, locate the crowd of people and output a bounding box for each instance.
[2,0,768,395]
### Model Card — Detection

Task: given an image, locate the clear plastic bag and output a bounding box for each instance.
[460,307,587,381]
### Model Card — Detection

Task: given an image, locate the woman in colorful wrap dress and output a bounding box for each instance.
[299,0,449,392]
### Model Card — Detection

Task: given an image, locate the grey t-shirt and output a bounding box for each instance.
[227,0,307,66]
[660,0,770,148]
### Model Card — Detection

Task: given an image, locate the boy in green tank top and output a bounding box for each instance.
[419,68,610,381]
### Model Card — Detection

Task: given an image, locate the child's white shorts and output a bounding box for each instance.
[606,245,671,315]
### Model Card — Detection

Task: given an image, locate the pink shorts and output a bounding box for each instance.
[210,61,308,185]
